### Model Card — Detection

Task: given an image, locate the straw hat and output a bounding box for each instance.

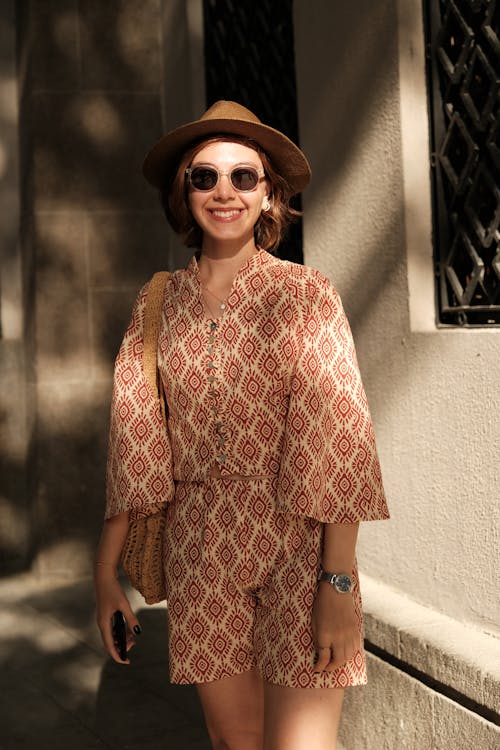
[142,100,311,194]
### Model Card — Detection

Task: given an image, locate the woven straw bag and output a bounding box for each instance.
[120,271,170,605]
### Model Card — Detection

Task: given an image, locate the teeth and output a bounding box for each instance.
[211,210,241,217]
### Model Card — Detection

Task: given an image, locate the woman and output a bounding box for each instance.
[94,100,389,750]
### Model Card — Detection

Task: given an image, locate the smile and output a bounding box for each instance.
[208,209,245,222]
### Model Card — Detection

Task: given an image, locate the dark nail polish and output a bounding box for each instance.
[133,624,142,635]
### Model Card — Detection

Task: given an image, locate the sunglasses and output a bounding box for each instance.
[185,164,265,192]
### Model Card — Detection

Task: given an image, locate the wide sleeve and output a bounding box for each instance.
[105,282,175,520]
[276,273,389,524]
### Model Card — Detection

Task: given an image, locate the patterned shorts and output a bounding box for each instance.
[163,476,367,688]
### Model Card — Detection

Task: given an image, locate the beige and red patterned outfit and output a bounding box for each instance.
[106,248,389,688]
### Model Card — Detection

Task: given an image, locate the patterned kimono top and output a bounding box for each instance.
[105,248,389,525]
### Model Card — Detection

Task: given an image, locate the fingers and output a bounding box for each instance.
[314,634,360,673]
[121,603,142,656]
[96,597,141,665]
[121,601,142,639]
[313,646,332,673]
[316,644,346,673]
[325,643,346,671]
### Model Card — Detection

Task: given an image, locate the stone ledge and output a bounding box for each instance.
[359,573,500,716]
[340,651,500,750]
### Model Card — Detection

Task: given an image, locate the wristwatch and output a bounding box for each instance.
[317,568,353,594]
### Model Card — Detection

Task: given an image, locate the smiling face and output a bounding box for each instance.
[187,140,269,252]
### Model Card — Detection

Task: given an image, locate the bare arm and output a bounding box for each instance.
[95,511,130,569]
[94,512,142,664]
[321,521,359,571]
[312,522,361,673]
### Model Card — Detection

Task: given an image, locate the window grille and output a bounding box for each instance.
[202,0,303,264]
[425,0,500,325]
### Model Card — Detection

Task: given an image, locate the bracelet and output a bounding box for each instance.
[94,562,118,580]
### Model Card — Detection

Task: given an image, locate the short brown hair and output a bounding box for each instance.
[160,135,301,252]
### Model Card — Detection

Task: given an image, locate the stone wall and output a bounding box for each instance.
[0,0,30,572]
[12,0,176,575]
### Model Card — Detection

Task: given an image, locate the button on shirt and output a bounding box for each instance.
[105,249,389,525]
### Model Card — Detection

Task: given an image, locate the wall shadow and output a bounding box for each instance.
[95,608,210,750]
[0,576,210,750]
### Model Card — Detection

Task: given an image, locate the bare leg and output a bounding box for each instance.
[197,669,264,750]
[264,682,344,750]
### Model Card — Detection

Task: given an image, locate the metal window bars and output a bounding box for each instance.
[425,0,500,325]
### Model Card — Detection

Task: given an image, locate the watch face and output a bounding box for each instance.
[335,574,352,593]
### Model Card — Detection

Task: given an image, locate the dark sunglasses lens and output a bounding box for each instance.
[231,168,259,191]
[190,167,218,190]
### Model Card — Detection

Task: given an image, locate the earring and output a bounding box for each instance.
[262,197,271,212]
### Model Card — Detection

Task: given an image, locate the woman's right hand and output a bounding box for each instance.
[94,568,142,664]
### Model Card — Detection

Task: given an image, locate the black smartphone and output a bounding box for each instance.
[112,610,128,661]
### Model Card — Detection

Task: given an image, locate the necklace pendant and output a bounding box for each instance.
[220,303,226,311]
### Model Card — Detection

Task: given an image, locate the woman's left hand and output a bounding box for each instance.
[311,583,361,672]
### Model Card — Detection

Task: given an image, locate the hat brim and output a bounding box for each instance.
[142,117,311,195]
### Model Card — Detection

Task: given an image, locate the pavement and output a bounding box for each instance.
[0,572,211,750]
[0,572,349,750]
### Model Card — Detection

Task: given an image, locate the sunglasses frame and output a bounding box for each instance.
[185,164,265,192]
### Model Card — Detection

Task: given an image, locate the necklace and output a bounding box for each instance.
[197,248,259,315]
[200,283,227,313]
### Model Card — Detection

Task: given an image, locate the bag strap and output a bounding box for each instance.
[143,271,170,400]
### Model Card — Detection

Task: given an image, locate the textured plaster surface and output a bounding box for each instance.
[294,0,500,636]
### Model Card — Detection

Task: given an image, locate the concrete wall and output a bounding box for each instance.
[294,0,499,638]
[294,0,500,745]
[341,650,499,750]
